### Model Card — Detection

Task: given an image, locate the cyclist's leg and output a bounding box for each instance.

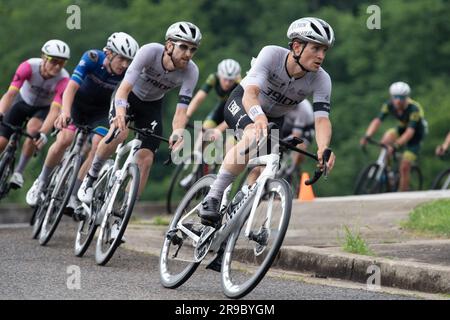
[132,96,163,197]
[381,128,398,145]
[399,143,419,191]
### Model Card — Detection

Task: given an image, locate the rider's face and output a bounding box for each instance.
[168,40,198,69]
[219,77,236,91]
[296,42,328,72]
[42,55,66,77]
[108,52,131,75]
[391,95,408,108]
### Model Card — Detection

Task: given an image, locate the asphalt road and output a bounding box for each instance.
[0,221,417,301]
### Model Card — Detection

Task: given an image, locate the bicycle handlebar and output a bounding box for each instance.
[240,122,331,185]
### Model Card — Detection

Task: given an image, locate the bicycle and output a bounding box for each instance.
[166,123,218,214]
[74,122,171,265]
[159,123,330,299]
[0,120,37,201]
[354,137,423,194]
[37,125,98,246]
[431,152,450,190]
[276,148,302,199]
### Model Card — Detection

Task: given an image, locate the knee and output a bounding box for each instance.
[136,151,154,168]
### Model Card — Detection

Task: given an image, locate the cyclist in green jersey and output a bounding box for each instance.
[360,82,427,191]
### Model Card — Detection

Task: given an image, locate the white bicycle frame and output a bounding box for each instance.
[174,143,282,258]
[80,137,142,224]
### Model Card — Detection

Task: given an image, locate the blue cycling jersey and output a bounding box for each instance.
[71,49,124,106]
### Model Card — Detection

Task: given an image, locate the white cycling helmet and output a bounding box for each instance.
[217,59,241,80]
[106,32,139,60]
[42,39,70,59]
[165,21,202,46]
[389,81,411,96]
[287,17,335,47]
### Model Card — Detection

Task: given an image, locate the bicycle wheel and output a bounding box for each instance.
[74,161,114,257]
[160,174,215,289]
[354,163,387,195]
[431,168,450,190]
[221,178,292,299]
[31,192,51,239]
[39,154,81,246]
[409,165,423,191]
[0,151,14,199]
[166,157,203,214]
[95,163,139,265]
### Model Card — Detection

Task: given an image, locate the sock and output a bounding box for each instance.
[88,155,107,179]
[38,165,53,186]
[207,168,236,201]
[71,179,83,196]
[14,154,30,174]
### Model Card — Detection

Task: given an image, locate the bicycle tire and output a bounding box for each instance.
[160,174,216,289]
[431,168,450,190]
[39,154,81,246]
[221,178,292,299]
[354,163,387,195]
[95,163,139,265]
[0,151,14,199]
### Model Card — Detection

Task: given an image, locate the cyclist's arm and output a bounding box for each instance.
[365,118,382,137]
[216,121,228,133]
[442,132,450,151]
[186,89,207,118]
[0,88,19,115]
[0,61,32,115]
[315,116,332,153]
[40,102,62,134]
[61,80,79,119]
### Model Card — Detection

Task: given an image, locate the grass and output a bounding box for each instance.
[401,199,450,237]
[152,215,171,226]
[341,225,374,256]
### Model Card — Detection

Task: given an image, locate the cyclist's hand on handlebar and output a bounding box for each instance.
[318,147,335,173]
[35,132,48,150]
[55,112,70,130]
[254,115,268,143]
[112,110,127,132]
[169,128,184,151]
[436,144,447,156]
[360,136,369,146]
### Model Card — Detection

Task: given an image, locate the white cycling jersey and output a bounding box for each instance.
[241,45,331,118]
[123,43,199,105]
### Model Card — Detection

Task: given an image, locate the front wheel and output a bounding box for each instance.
[95,163,139,266]
[0,151,14,200]
[221,178,292,299]
[39,154,81,246]
[354,163,387,195]
[431,168,450,190]
[160,174,216,289]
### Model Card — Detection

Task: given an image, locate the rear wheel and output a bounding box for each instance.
[409,165,423,191]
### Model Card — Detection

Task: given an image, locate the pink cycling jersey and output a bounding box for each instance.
[9,58,69,107]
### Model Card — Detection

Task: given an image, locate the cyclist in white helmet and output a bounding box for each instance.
[26,32,139,212]
[198,17,336,228]
[360,81,427,191]
[0,40,70,190]
[77,22,201,224]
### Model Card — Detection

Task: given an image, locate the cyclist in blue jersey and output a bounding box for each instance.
[26,33,139,212]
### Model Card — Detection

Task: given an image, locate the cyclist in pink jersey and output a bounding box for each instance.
[0,40,70,189]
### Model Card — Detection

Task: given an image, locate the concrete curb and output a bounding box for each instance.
[271,246,450,294]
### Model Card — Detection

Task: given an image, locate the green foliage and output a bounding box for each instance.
[1,0,450,203]
[341,225,374,256]
[402,199,450,237]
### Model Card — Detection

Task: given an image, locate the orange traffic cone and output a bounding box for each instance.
[298,172,315,201]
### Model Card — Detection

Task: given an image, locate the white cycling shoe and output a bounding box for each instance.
[26,179,43,207]
[9,172,24,189]
[78,176,94,204]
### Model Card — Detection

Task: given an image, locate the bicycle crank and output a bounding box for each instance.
[193,226,216,262]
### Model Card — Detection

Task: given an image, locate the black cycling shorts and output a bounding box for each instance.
[0,95,49,139]
[109,91,163,153]
[223,85,284,140]
[71,93,110,132]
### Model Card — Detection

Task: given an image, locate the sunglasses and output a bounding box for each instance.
[45,55,67,67]
[392,95,407,101]
[172,42,198,54]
